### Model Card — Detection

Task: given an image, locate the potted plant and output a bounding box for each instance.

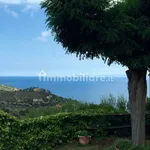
[76,130,91,145]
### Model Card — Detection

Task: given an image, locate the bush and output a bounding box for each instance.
[100,94,116,108]
[146,97,150,112]
[0,111,129,149]
[104,139,150,150]
[104,139,132,150]
[24,95,128,118]
[100,94,128,113]
[0,111,108,149]
[116,95,127,111]
[0,110,21,150]
[1,109,150,149]
[76,130,89,136]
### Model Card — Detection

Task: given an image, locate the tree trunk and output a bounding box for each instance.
[126,68,147,146]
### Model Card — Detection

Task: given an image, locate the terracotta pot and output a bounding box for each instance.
[78,136,91,145]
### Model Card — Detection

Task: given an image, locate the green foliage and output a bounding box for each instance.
[104,139,150,150]
[24,100,87,118]
[9,112,109,149]
[0,87,77,118]
[100,94,116,107]
[2,95,150,149]
[2,109,150,149]
[76,130,89,137]
[0,110,20,150]
[0,85,19,91]
[24,95,128,118]
[24,106,61,118]
[100,94,128,112]
[41,0,150,68]
[104,139,132,150]
[0,110,131,149]
[116,95,127,112]
[146,97,150,112]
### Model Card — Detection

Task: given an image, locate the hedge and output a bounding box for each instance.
[1,110,150,149]
[0,110,19,150]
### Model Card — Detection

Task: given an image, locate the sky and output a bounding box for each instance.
[0,0,127,77]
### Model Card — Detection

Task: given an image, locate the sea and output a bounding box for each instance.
[0,76,149,104]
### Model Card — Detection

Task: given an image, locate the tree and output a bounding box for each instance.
[41,0,150,146]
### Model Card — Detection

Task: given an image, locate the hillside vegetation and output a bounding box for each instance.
[1,86,150,149]
[0,86,76,117]
[0,85,19,91]
[1,85,150,119]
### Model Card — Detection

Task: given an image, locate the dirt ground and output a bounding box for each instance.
[55,137,115,150]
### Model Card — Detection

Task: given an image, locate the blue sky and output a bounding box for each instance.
[0,0,127,77]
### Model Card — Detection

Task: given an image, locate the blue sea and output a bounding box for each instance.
[0,76,149,103]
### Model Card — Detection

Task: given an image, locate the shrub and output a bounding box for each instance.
[2,109,150,149]
[104,139,131,150]
[0,110,22,150]
[146,97,150,112]
[100,94,128,113]
[116,95,127,111]
[100,94,116,108]
[76,130,89,136]
[25,95,128,118]
[0,111,128,149]
[104,139,150,150]
[24,106,61,118]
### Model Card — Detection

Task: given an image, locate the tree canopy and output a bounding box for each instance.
[41,0,150,146]
[41,0,150,69]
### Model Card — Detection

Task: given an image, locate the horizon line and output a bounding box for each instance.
[0,75,127,77]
